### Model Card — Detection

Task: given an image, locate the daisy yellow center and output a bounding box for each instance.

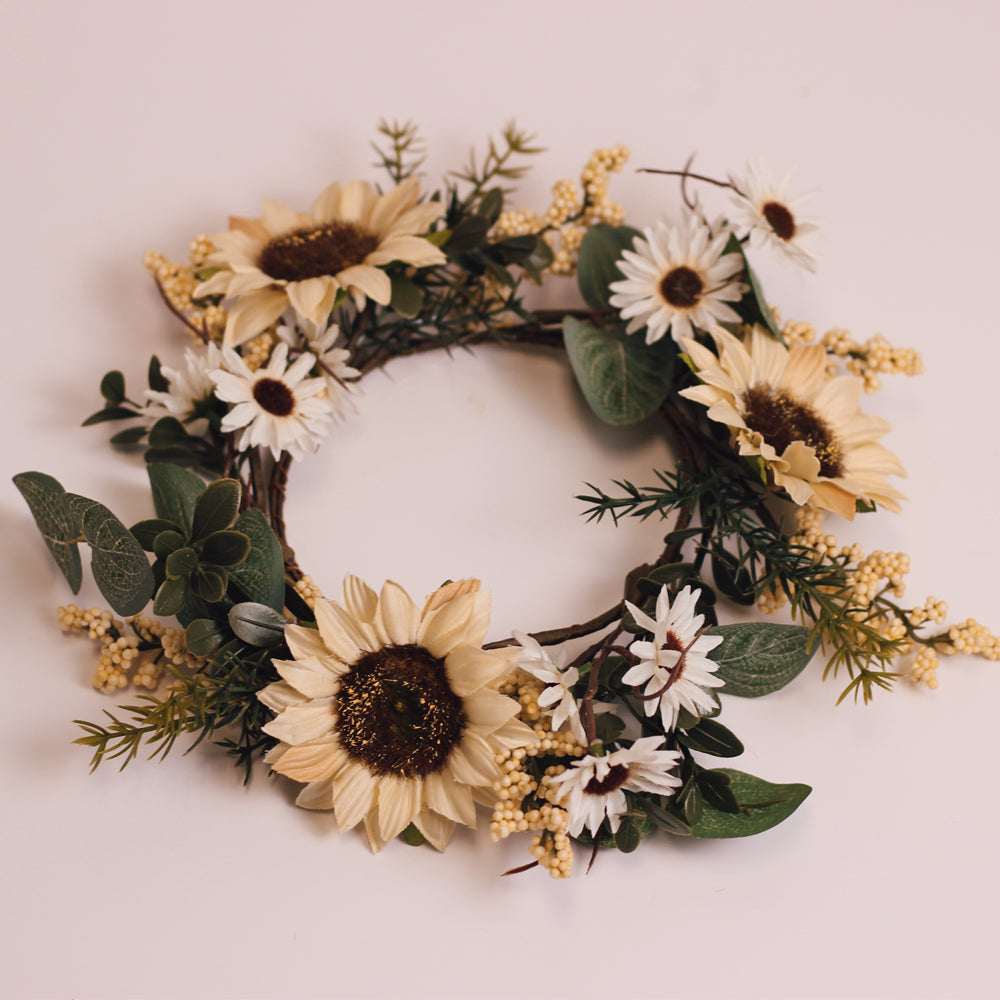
[742,385,843,478]
[659,265,703,309]
[258,222,380,282]
[763,201,796,241]
[584,763,629,795]
[336,643,466,779]
[252,377,296,417]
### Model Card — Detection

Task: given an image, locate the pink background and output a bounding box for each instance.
[2,2,998,997]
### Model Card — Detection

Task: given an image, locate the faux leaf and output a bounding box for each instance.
[191,565,228,603]
[389,274,424,319]
[228,602,288,647]
[13,471,83,593]
[201,529,251,567]
[148,463,206,531]
[562,316,676,426]
[185,617,229,657]
[677,718,744,757]
[154,576,188,617]
[707,622,815,697]
[100,370,126,404]
[190,478,241,541]
[727,235,785,344]
[165,546,198,580]
[689,769,811,839]
[576,223,642,311]
[148,355,169,393]
[82,406,141,426]
[65,494,155,616]
[228,509,285,611]
[130,518,185,551]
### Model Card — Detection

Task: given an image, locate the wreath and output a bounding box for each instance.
[14,122,997,878]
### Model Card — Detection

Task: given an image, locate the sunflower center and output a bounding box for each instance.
[252,377,296,417]
[659,265,704,308]
[742,385,843,478]
[258,222,380,282]
[763,201,796,241]
[336,643,466,779]
[584,763,629,795]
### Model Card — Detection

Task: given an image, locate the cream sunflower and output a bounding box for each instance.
[259,577,534,852]
[209,341,335,461]
[680,326,906,518]
[729,158,818,272]
[608,215,745,344]
[195,177,446,348]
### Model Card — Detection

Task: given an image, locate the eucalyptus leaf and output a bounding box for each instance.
[65,494,155,616]
[228,602,288,647]
[707,622,815,698]
[100,370,126,404]
[389,274,424,319]
[689,769,811,839]
[228,508,285,611]
[576,223,642,311]
[154,576,188,617]
[148,463,206,530]
[201,530,251,568]
[185,617,229,657]
[13,471,83,593]
[190,479,241,541]
[562,316,676,426]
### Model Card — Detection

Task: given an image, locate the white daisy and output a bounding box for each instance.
[259,576,534,852]
[679,326,906,518]
[729,158,818,272]
[608,215,745,345]
[550,736,682,838]
[143,341,224,436]
[622,585,724,731]
[513,630,586,743]
[209,341,335,461]
[195,176,446,348]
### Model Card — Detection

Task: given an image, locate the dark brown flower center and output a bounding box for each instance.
[336,643,466,778]
[257,221,380,282]
[763,201,796,241]
[584,762,629,795]
[659,265,704,308]
[252,377,296,417]
[742,385,843,478]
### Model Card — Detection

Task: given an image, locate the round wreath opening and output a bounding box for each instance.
[14,122,998,878]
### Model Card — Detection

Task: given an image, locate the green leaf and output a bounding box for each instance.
[228,602,288,647]
[477,187,504,225]
[727,236,785,344]
[201,529,251,568]
[576,223,642,311]
[707,622,815,698]
[613,816,644,853]
[148,416,190,449]
[446,215,490,252]
[389,274,424,319]
[13,471,83,593]
[562,316,676,426]
[697,768,741,814]
[228,509,286,611]
[190,478,241,541]
[637,562,699,596]
[399,823,426,847]
[100,370,126,404]
[711,549,756,605]
[130,518,185,551]
[65,494,155,616]
[152,530,186,557]
[593,712,625,745]
[110,426,147,446]
[689,769,811,839]
[82,406,141,426]
[494,234,537,263]
[185,617,229,657]
[148,355,169,393]
[147,463,206,530]
[154,576,188,617]
[191,565,228,603]
[677,718,744,758]
[165,546,198,580]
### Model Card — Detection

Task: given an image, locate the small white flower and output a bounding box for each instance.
[143,341,225,436]
[623,585,724,731]
[513,630,586,743]
[209,341,335,461]
[609,215,745,345]
[729,158,818,272]
[275,314,360,418]
[551,737,682,838]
